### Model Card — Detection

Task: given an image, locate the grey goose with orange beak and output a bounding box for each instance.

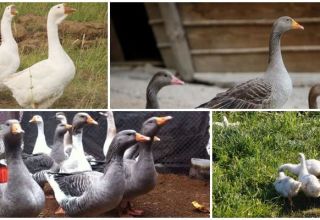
[146,71,184,109]
[45,130,151,217]
[197,16,304,109]
[121,116,172,216]
[0,120,45,217]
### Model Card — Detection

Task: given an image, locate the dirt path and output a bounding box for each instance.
[40,173,210,217]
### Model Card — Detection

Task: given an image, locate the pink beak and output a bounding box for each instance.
[171,75,185,85]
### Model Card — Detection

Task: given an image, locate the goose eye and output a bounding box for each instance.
[6,123,9,126]
[58,6,61,9]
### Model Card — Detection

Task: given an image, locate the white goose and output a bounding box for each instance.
[298,153,320,197]
[29,115,51,155]
[59,113,98,173]
[0,5,19,90]
[274,172,301,206]
[100,111,116,156]
[3,4,76,108]
[279,159,320,177]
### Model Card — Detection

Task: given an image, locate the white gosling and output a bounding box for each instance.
[274,171,301,206]
[298,153,320,197]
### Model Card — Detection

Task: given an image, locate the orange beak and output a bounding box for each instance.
[64,4,76,14]
[11,123,24,134]
[135,133,151,143]
[11,5,18,16]
[86,116,98,125]
[155,116,173,126]
[291,19,304,30]
[29,116,37,123]
[153,136,161,142]
[65,124,72,129]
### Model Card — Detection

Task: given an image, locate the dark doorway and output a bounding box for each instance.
[111,3,162,61]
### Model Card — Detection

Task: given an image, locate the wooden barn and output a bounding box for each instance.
[111,3,320,81]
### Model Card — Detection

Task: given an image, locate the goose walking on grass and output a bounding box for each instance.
[3,4,76,108]
[0,5,19,89]
[45,130,151,217]
[197,17,304,109]
[298,153,320,197]
[0,120,45,217]
[279,159,320,177]
[274,172,301,207]
[146,71,184,109]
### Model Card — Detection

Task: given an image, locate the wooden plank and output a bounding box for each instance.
[183,17,320,27]
[191,45,320,55]
[185,23,320,49]
[178,3,320,21]
[159,3,194,81]
[192,51,320,72]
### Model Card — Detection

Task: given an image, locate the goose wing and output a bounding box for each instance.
[49,171,102,197]
[197,78,272,109]
[23,153,54,174]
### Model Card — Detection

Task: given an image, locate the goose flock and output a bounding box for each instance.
[0,112,173,217]
[0,4,76,108]
[274,153,320,206]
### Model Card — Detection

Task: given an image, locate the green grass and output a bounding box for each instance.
[212,112,320,217]
[0,3,107,108]
[0,3,107,22]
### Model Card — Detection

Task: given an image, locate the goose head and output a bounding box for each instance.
[55,112,67,124]
[273,16,304,34]
[72,112,98,133]
[2,5,18,20]
[149,71,184,90]
[141,116,172,137]
[110,130,151,156]
[29,115,43,124]
[55,123,72,138]
[2,119,24,150]
[48,3,76,25]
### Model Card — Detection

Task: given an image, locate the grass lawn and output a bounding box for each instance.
[212,111,320,217]
[0,3,107,108]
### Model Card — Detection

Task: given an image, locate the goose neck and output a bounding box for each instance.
[72,130,84,153]
[137,141,153,162]
[268,31,285,69]
[47,15,65,59]
[1,15,15,45]
[4,138,22,161]
[146,86,160,109]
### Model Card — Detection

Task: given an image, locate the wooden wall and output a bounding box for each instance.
[146,3,320,73]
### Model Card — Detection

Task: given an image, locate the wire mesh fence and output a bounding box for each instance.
[6,111,209,173]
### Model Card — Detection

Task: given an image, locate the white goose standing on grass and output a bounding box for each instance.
[3,4,76,108]
[0,5,19,89]
[197,17,304,109]
[274,172,301,206]
[298,153,320,197]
